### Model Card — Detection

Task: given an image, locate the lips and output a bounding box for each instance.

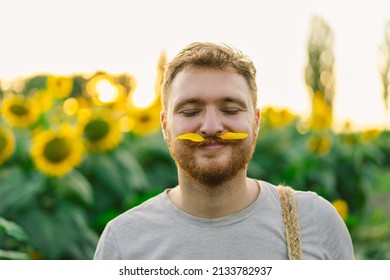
[199,141,228,151]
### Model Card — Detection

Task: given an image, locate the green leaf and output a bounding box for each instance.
[92,208,121,232]
[85,154,126,195]
[16,201,98,259]
[21,75,47,94]
[55,170,94,206]
[54,202,99,259]
[0,249,31,260]
[0,166,25,190]
[0,217,29,242]
[16,209,60,259]
[114,149,149,190]
[0,167,46,214]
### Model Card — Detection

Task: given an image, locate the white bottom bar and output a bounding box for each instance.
[0,260,388,280]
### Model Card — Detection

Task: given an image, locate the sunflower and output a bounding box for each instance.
[332,199,349,221]
[63,97,79,116]
[46,75,73,99]
[360,128,382,143]
[33,89,54,113]
[261,106,296,128]
[85,74,126,108]
[30,124,84,177]
[127,97,161,136]
[0,126,15,165]
[1,94,40,128]
[306,133,332,156]
[78,109,123,152]
[310,93,333,130]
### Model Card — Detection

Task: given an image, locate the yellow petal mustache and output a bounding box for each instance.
[176,133,205,142]
[176,132,248,142]
[218,132,248,140]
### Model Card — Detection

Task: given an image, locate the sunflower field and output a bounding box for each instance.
[1,47,390,259]
[0,53,171,259]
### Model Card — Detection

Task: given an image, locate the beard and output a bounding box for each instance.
[167,131,257,188]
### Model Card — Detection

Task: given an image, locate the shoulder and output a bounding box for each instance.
[295,189,332,214]
[257,181,337,218]
[293,189,354,259]
[257,181,354,259]
[294,189,342,226]
[260,182,336,226]
[278,187,343,230]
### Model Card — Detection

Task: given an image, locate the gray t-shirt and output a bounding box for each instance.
[94,180,354,259]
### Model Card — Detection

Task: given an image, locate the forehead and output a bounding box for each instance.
[169,67,252,109]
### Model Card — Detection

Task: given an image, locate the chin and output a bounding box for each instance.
[186,158,245,187]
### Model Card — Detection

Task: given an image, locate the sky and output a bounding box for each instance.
[1,0,390,130]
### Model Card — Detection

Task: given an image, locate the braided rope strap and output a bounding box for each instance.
[277,185,303,260]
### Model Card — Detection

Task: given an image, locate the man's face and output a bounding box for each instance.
[161,67,260,187]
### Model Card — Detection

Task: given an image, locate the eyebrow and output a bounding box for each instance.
[173,98,204,112]
[219,97,248,109]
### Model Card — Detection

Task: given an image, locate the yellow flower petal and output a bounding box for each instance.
[176,133,205,142]
[219,132,248,140]
[127,98,161,136]
[0,126,15,165]
[30,125,84,177]
[332,199,349,221]
[47,75,73,99]
[1,94,40,127]
[77,109,123,152]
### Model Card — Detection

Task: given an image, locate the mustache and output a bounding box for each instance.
[178,136,241,148]
[176,132,248,142]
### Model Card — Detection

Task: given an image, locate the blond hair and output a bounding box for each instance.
[161,42,258,111]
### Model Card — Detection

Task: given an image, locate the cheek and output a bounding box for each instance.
[171,118,200,135]
[226,118,254,134]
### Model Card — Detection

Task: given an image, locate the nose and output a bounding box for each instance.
[199,108,224,136]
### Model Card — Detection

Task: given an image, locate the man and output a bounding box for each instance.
[94,42,354,259]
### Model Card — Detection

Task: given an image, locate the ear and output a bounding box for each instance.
[160,111,167,141]
[255,108,261,131]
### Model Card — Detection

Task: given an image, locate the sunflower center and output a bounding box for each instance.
[44,137,71,163]
[10,104,28,116]
[140,115,151,123]
[84,120,109,142]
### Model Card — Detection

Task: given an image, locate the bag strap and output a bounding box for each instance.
[277,185,303,260]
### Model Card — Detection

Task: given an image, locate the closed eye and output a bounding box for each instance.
[181,110,201,117]
[222,108,241,115]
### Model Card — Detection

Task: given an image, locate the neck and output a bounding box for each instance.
[168,170,260,219]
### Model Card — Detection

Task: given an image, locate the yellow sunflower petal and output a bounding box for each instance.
[47,75,73,99]
[77,109,123,152]
[176,133,205,142]
[218,132,248,140]
[1,94,40,127]
[0,127,15,165]
[127,98,161,136]
[30,126,84,177]
[332,199,349,221]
